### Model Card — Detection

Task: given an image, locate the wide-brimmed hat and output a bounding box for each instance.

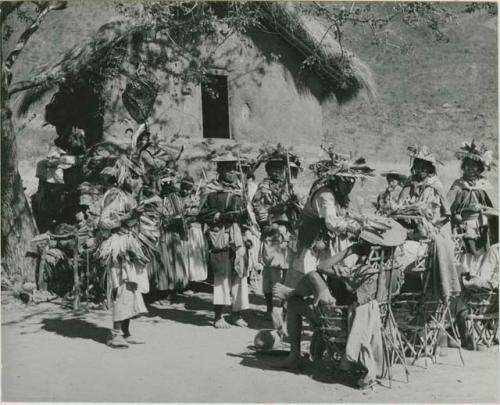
[455,140,493,170]
[380,170,408,181]
[211,152,239,163]
[407,145,443,168]
[359,216,407,247]
[180,176,195,186]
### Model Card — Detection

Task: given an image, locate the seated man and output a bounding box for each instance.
[273,218,406,388]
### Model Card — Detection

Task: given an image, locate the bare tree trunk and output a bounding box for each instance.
[1,1,67,282]
[1,63,38,282]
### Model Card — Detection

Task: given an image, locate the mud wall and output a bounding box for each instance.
[102,28,326,147]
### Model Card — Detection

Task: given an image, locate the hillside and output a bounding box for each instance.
[322,4,498,163]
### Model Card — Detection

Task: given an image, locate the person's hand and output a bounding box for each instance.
[131,206,144,219]
[137,123,147,135]
[313,289,336,307]
[214,212,221,222]
[289,193,299,203]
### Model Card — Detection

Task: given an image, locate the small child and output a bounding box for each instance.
[376,170,407,215]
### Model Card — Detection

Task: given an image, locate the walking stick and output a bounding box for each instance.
[73,234,80,310]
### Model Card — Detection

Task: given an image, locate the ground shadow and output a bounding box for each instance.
[226,351,359,389]
[144,293,214,327]
[41,317,110,344]
[1,307,54,327]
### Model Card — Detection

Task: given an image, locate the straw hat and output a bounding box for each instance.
[455,140,493,170]
[407,145,443,168]
[359,216,407,247]
[211,152,239,163]
[180,176,195,186]
[380,170,407,181]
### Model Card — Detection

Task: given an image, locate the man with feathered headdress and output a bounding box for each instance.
[251,144,301,319]
[286,145,375,289]
[393,145,461,301]
[448,140,496,257]
[97,154,160,348]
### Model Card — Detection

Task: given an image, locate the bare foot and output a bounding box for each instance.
[214,317,231,329]
[231,317,248,327]
[273,283,292,301]
[274,354,304,371]
[124,335,145,344]
[107,334,129,349]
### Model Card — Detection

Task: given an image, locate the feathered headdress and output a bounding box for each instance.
[309,143,375,178]
[101,155,144,187]
[407,145,443,168]
[455,140,493,170]
[252,143,302,172]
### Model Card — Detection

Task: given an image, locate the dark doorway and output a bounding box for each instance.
[201,74,230,139]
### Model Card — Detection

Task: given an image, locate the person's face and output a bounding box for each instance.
[357,240,371,256]
[463,158,483,178]
[412,159,432,181]
[266,161,286,182]
[180,183,194,196]
[127,171,143,197]
[75,211,85,223]
[387,176,399,188]
[218,162,239,183]
[333,177,355,196]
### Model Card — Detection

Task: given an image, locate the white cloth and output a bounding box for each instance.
[187,224,208,282]
[345,301,384,381]
[213,269,249,311]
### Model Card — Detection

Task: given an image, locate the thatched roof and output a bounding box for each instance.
[258,2,376,102]
[14,1,375,113]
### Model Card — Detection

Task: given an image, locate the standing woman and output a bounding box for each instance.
[97,155,151,348]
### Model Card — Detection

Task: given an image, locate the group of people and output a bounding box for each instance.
[31,125,497,372]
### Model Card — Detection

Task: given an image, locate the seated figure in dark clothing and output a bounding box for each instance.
[273,217,406,387]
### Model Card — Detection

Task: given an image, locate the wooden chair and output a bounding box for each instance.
[312,245,409,387]
[463,290,499,350]
[393,238,465,368]
[452,232,467,266]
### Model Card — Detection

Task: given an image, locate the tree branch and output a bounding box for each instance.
[3,1,67,88]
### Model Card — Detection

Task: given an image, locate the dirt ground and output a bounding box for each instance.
[1,284,499,403]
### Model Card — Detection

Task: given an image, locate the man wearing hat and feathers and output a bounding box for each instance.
[252,144,300,319]
[447,140,496,258]
[393,145,460,300]
[198,152,250,328]
[286,146,374,289]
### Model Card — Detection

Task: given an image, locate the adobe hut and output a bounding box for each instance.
[18,2,375,150]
